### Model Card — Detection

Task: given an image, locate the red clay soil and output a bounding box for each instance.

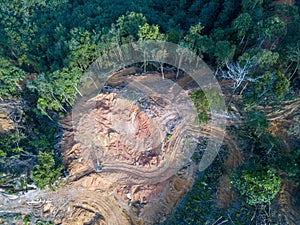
[57,73,199,224]
[0,72,201,225]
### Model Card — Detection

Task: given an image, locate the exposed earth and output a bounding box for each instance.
[0,70,206,224]
[1,68,299,224]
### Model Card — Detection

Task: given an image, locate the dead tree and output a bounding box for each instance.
[221,59,262,107]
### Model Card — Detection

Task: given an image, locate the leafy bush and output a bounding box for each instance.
[0,57,26,99]
[272,71,290,98]
[190,87,223,124]
[31,151,63,190]
[232,165,281,205]
[0,131,23,157]
[190,89,209,123]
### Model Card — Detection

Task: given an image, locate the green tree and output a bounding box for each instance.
[238,49,279,69]
[272,70,290,98]
[199,0,222,31]
[184,23,214,59]
[241,0,263,19]
[184,23,204,55]
[166,27,183,43]
[138,23,164,41]
[190,87,222,124]
[214,41,236,65]
[232,13,253,44]
[0,131,23,158]
[65,28,101,70]
[190,89,209,123]
[31,151,62,190]
[233,165,281,205]
[135,23,165,73]
[116,11,147,41]
[245,110,269,137]
[0,57,26,99]
[255,17,286,49]
[0,0,36,67]
[242,0,263,11]
[243,70,289,106]
[286,43,300,80]
[214,0,240,28]
[27,67,82,117]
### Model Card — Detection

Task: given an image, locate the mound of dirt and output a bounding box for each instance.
[57,73,200,224]
[0,72,206,224]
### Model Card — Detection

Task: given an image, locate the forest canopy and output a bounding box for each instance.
[0,0,299,224]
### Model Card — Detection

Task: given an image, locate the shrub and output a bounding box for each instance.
[31,151,62,190]
[232,165,281,205]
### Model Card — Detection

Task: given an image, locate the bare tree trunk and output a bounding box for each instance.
[143,50,147,73]
[74,85,83,97]
[258,39,265,49]
[289,61,299,80]
[240,35,245,45]
[227,87,238,110]
[239,82,248,95]
[176,55,183,79]
[161,63,164,80]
